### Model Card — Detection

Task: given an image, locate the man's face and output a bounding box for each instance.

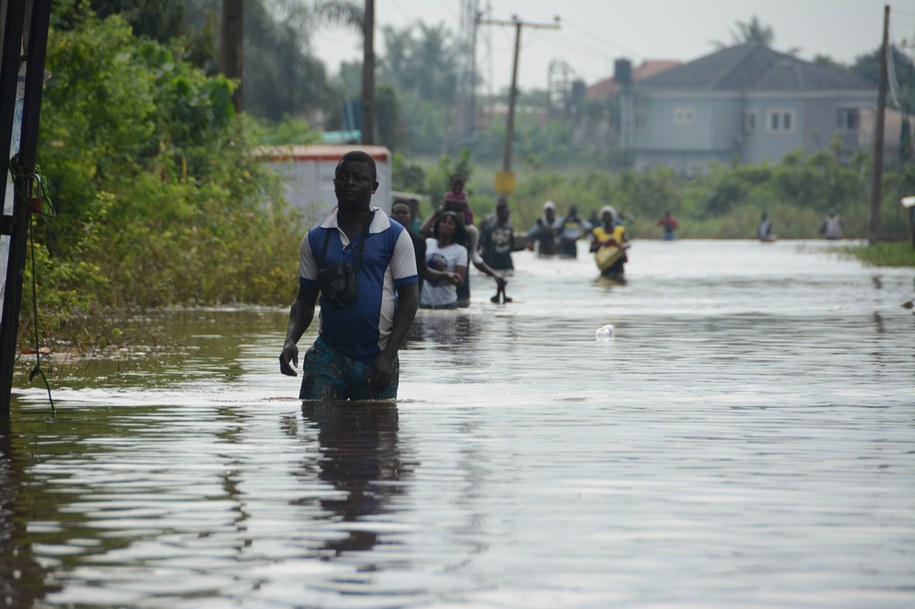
[497,206,510,222]
[392,203,411,227]
[334,161,377,211]
[450,178,464,194]
[545,208,555,222]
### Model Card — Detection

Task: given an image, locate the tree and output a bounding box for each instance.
[374,22,462,154]
[852,46,915,114]
[730,16,774,46]
[379,23,459,103]
[712,16,775,49]
[36,8,305,329]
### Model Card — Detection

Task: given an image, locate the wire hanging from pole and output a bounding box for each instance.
[9,154,56,415]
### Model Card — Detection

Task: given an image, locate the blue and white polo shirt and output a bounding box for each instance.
[300,207,418,361]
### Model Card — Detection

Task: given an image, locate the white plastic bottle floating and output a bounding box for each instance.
[595,324,615,341]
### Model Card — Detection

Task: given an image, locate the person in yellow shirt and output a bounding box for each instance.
[590,206,629,280]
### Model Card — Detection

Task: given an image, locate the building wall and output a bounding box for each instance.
[631,92,744,173]
[627,88,878,173]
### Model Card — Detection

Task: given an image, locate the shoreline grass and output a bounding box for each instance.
[840,241,915,268]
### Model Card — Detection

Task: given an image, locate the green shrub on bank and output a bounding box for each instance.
[840,242,915,267]
[449,148,912,242]
[19,11,307,352]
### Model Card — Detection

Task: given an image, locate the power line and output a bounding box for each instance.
[562,18,641,57]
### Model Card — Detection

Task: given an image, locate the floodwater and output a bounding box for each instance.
[3,239,915,609]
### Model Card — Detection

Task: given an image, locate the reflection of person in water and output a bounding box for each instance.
[301,402,413,556]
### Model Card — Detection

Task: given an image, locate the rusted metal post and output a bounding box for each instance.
[0,0,51,414]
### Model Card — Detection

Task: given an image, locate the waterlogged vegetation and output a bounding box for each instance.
[21,9,304,352]
[15,2,915,356]
[840,242,915,268]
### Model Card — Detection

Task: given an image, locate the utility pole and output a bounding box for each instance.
[478,15,560,193]
[361,0,375,145]
[868,4,889,245]
[461,0,480,139]
[220,0,243,113]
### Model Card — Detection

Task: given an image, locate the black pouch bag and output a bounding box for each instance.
[319,262,358,307]
[318,213,372,308]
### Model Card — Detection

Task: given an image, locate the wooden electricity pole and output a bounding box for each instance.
[868,4,889,245]
[220,0,244,113]
[478,15,560,185]
[361,0,375,145]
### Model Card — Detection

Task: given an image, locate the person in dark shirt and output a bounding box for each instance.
[527,201,558,256]
[480,199,521,271]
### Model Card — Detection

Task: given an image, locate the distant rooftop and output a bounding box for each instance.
[637,44,873,91]
[586,60,681,98]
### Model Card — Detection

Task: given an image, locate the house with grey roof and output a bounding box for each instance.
[619,44,877,174]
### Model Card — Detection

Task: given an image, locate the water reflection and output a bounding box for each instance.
[0,419,50,609]
[3,241,914,608]
[410,311,475,349]
[299,401,413,557]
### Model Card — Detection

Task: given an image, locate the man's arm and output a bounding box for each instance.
[471,258,506,288]
[368,283,419,392]
[279,283,319,376]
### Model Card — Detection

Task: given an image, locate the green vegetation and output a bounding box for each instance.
[443,147,914,245]
[839,242,915,267]
[15,3,915,357]
[21,9,307,352]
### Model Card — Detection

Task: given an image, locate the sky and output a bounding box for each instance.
[310,0,915,91]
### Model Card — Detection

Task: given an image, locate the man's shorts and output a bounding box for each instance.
[299,338,399,401]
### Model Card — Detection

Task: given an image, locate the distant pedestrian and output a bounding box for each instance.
[443,172,474,226]
[556,204,592,258]
[591,205,630,280]
[392,199,460,294]
[819,210,844,240]
[527,201,559,256]
[657,211,679,240]
[420,211,467,310]
[480,199,521,270]
[758,212,776,242]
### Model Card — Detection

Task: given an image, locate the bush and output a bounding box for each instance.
[21,11,309,351]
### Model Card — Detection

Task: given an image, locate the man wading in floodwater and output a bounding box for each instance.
[279,151,419,400]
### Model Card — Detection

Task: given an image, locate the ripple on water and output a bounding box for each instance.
[6,241,915,608]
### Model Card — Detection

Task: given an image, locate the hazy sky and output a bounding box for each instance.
[311,0,914,91]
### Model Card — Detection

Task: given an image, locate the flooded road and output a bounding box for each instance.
[4,239,915,608]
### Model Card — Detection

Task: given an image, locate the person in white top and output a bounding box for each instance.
[420,211,468,309]
[819,210,844,240]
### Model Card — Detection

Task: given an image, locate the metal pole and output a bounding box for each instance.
[868,5,889,246]
[0,0,50,414]
[0,0,27,416]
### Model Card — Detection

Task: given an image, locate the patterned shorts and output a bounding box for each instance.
[299,338,399,401]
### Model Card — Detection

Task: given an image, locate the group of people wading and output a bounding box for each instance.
[278,152,631,402]
[526,200,631,280]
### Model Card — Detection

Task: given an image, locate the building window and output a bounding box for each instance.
[837,108,860,131]
[767,109,795,133]
[673,106,695,126]
[744,110,757,133]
